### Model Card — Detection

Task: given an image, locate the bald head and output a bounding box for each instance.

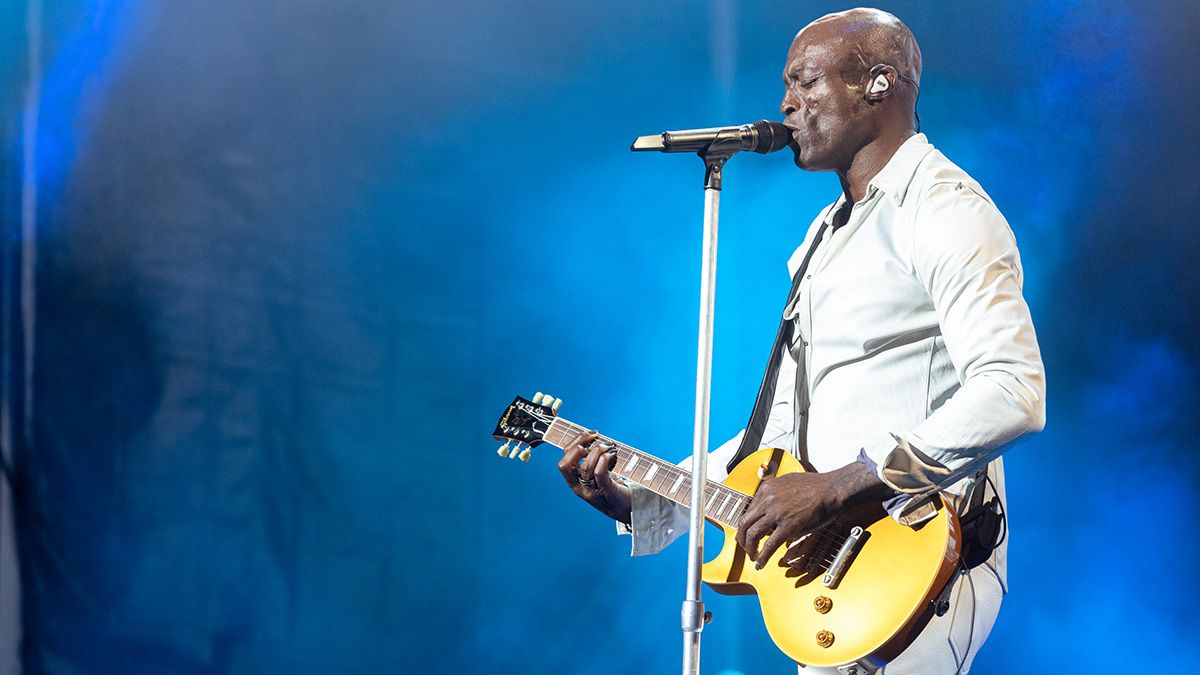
[803,8,922,88]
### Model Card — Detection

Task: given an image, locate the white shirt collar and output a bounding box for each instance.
[867,132,935,206]
[818,133,936,226]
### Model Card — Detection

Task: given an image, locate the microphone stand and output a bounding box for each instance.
[631,120,785,674]
[667,133,744,675]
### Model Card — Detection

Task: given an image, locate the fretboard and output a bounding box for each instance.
[544,417,751,529]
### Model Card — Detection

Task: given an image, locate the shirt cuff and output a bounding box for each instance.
[615,429,744,557]
[859,433,942,526]
[615,481,687,556]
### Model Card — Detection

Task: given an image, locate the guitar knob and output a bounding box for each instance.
[551,398,562,412]
[532,392,544,404]
[518,448,531,462]
[813,596,832,614]
[497,442,511,457]
[509,444,523,459]
[815,630,835,648]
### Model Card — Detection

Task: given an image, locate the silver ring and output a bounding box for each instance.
[579,476,597,487]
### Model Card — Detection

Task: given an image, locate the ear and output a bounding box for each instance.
[864,64,896,103]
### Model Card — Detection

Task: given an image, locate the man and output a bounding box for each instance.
[558,8,1045,674]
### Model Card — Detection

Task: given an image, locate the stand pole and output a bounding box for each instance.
[681,154,728,675]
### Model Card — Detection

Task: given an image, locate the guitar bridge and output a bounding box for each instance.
[822,526,864,588]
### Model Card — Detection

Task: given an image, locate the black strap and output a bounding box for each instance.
[726,217,834,474]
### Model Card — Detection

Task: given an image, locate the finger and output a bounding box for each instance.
[558,431,599,488]
[743,518,774,562]
[594,443,617,474]
[559,430,598,467]
[564,430,599,455]
[756,529,789,569]
[579,441,608,480]
[735,506,767,552]
[593,444,619,493]
[583,439,619,475]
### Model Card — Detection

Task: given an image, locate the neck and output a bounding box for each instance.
[542,417,752,529]
[837,127,915,204]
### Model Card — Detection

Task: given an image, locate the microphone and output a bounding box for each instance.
[630,120,792,155]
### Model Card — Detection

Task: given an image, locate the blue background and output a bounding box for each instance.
[2,0,1198,673]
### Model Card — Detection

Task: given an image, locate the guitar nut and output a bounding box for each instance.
[816,630,835,648]
[813,596,832,614]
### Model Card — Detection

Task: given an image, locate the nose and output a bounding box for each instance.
[780,95,797,117]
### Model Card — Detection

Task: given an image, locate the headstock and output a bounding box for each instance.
[492,392,561,462]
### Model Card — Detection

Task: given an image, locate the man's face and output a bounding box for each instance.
[779,29,872,172]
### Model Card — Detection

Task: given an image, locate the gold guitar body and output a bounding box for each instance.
[702,448,962,670]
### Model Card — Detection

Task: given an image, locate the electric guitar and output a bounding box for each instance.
[492,394,962,674]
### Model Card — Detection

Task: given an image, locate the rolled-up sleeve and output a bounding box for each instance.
[861,181,1046,523]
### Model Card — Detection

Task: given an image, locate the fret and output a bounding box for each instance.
[646,464,665,493]
[669,473,685,496]
[661,465,675,489]
[646,463,679,500]
[727,495,744,522]
[623,455,640,473]
[724,494,744,526]
[626,457,642,481]
[638,461,655,485]
[716,493,732,521]
[643,463,658,484]
[677,478,694,503]
[666,467,684,494]
[636,461,650,485]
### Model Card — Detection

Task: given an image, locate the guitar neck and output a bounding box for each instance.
[544,417,750,529]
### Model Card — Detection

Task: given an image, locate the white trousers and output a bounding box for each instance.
[798,563,1004,675]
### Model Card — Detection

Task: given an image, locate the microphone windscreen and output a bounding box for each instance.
[751,120,792,154]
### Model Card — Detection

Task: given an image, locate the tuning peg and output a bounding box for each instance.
[541,393,554,407]
[532,392,544,404]
[497,442,511,457]
[509,444,523,459]
[551,397,562,412]
[518,447,532,462]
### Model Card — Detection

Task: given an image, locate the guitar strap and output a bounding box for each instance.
[726,214,837,474]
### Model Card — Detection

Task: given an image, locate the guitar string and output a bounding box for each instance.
[535,423,852,567]
[524,415,848,570]
[540,416,854,554]
[547,418,852,553]
[503,409,848,572]
[567,425,852,552]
